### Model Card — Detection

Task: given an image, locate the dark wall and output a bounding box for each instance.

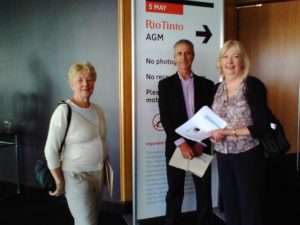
[0,0,120,200]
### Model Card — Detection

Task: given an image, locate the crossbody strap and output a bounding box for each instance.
[58,100,72,153]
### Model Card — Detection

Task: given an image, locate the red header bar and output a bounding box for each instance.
[146,1,183,15]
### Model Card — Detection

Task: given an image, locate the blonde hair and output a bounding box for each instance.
[68,61,97,83]
[217,40,250,79]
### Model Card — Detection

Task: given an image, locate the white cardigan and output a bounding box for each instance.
[44,101,108,172]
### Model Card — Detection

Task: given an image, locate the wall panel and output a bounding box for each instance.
[238,1,300,154]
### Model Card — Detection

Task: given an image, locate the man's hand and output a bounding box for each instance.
[192,142,204,156]
[179,142,194,160]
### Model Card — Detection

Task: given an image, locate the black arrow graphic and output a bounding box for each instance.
[196,25,212,44]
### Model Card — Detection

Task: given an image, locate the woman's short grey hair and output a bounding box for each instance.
[68,61,97,83]
[217,40,250,79]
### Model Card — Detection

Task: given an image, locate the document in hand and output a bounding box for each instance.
[105,160,114,197]
[175,105,227,142]
[169,147,213,178]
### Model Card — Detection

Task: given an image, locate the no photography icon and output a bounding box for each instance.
[152,113,164,131]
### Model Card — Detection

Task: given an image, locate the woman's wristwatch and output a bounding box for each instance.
[232,128,237,137]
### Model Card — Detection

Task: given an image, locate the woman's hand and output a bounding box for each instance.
[209,129,225,143]
[48,167,65,197]
[49,181,65,197]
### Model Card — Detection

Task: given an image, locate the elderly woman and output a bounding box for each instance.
[44,61,108,225]
[210,40,270,225]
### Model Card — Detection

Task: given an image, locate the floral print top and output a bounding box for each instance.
[212,80,259,154]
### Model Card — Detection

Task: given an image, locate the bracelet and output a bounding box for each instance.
[232,128,237,137]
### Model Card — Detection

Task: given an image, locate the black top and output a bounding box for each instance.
[158,73,214,158]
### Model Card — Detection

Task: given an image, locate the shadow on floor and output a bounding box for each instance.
[1,154,299,225]
[0,189,127,225]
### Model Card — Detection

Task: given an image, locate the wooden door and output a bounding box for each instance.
[238,1,300,154]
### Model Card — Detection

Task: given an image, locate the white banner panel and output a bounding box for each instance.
[133,0,223,221]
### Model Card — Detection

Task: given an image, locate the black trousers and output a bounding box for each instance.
[216,145,266,225]
[164,158,213,225]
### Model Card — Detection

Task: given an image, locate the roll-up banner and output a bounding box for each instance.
[133,0,224,221]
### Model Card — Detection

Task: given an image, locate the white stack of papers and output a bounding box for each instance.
[169,147,213,177]
[175,105,227,143]
[105,160,113,197]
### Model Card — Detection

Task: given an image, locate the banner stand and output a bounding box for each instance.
[133,1,224,224]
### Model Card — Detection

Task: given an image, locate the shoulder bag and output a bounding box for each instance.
[244,76,290,157]
[260,111,290,157]
[34,101,71,190]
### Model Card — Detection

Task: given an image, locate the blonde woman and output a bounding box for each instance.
[210,40,270,225]
[44,61,108,225]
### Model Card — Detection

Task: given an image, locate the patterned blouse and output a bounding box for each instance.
[212,80,259,154]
